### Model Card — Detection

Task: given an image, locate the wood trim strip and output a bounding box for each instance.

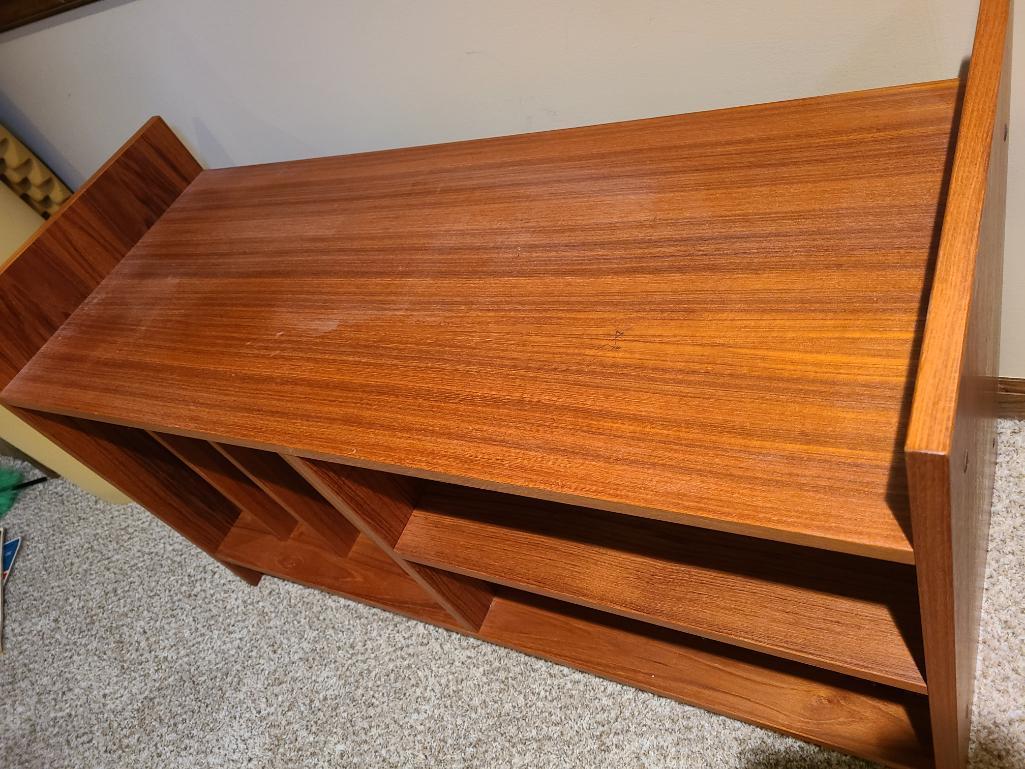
[285,456,494,632]
[997,376,1025,417]
[905,2,1012,768]
[0,0,101,33]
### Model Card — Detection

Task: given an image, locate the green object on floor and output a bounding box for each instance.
[0,468,46,519]
[0,467,22,518]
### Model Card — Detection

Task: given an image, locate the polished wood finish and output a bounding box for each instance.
[217,509,454,627]
[215,511,933,769]
[0,7,1009,763]
[213,443,359,557]
[397,483,925,692]
[0,117,199,388]
[287,457,493,632]
[481,592,932,769]
[13,409,257,583]
[997,377,1025,417]
[1,81,965,564]
[905,2,1011,767]
[0,119,257,582]
[150,432,297,540]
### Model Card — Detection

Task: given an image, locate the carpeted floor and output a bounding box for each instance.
[1,421,1022,769]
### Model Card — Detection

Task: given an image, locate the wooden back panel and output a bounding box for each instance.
[0,117,201,386]
[905,1,1012,767]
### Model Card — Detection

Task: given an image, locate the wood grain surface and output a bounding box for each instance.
[397,483,925,692]
[213,442,359,557]
[904,1,1011,767]
[218,509,932,768]
[0,116,199,389]
[15,409,256,581]
[217,509,454,627]
[150,432,298,540]
[996,376,1025,417]
[287,457,494,631]
[2,82,961,563]
[0,120,259,582]
[482,591,932,769]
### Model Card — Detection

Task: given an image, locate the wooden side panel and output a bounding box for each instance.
[0,117,200,388]
[286,456,494,632]
[15,409,258,583]
[213,443,359,557]
[483,592,933,769]
[905,2,1011,768]
[150,433,298,540]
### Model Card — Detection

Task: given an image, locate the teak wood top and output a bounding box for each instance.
[4,80,961,562]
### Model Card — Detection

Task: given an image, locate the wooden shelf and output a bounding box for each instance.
[150,432,298,541]
[1,79,966,564]
[212,442,360,557]
[481,592,932,769]
[396,483,926,692]
[286,456,494,632]
[217,509,456,629]
[216,514,932,769]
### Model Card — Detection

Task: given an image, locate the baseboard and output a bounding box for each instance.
[998,377,1025,419]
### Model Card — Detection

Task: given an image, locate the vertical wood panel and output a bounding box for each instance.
[218,510,457,627]
[15,408,258,583]
[213,443,358,558]
[286,456,494,631]
[150,433,298,541]
[0,117,200,388]
[905,2,1011,767]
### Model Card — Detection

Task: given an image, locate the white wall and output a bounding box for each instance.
[0,0,1021,375]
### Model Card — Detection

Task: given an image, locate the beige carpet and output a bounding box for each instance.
[1,420,1023,769]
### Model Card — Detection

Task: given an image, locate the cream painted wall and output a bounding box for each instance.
[0,0,1020,374]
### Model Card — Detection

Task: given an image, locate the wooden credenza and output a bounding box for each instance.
[0,2,1011,767]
